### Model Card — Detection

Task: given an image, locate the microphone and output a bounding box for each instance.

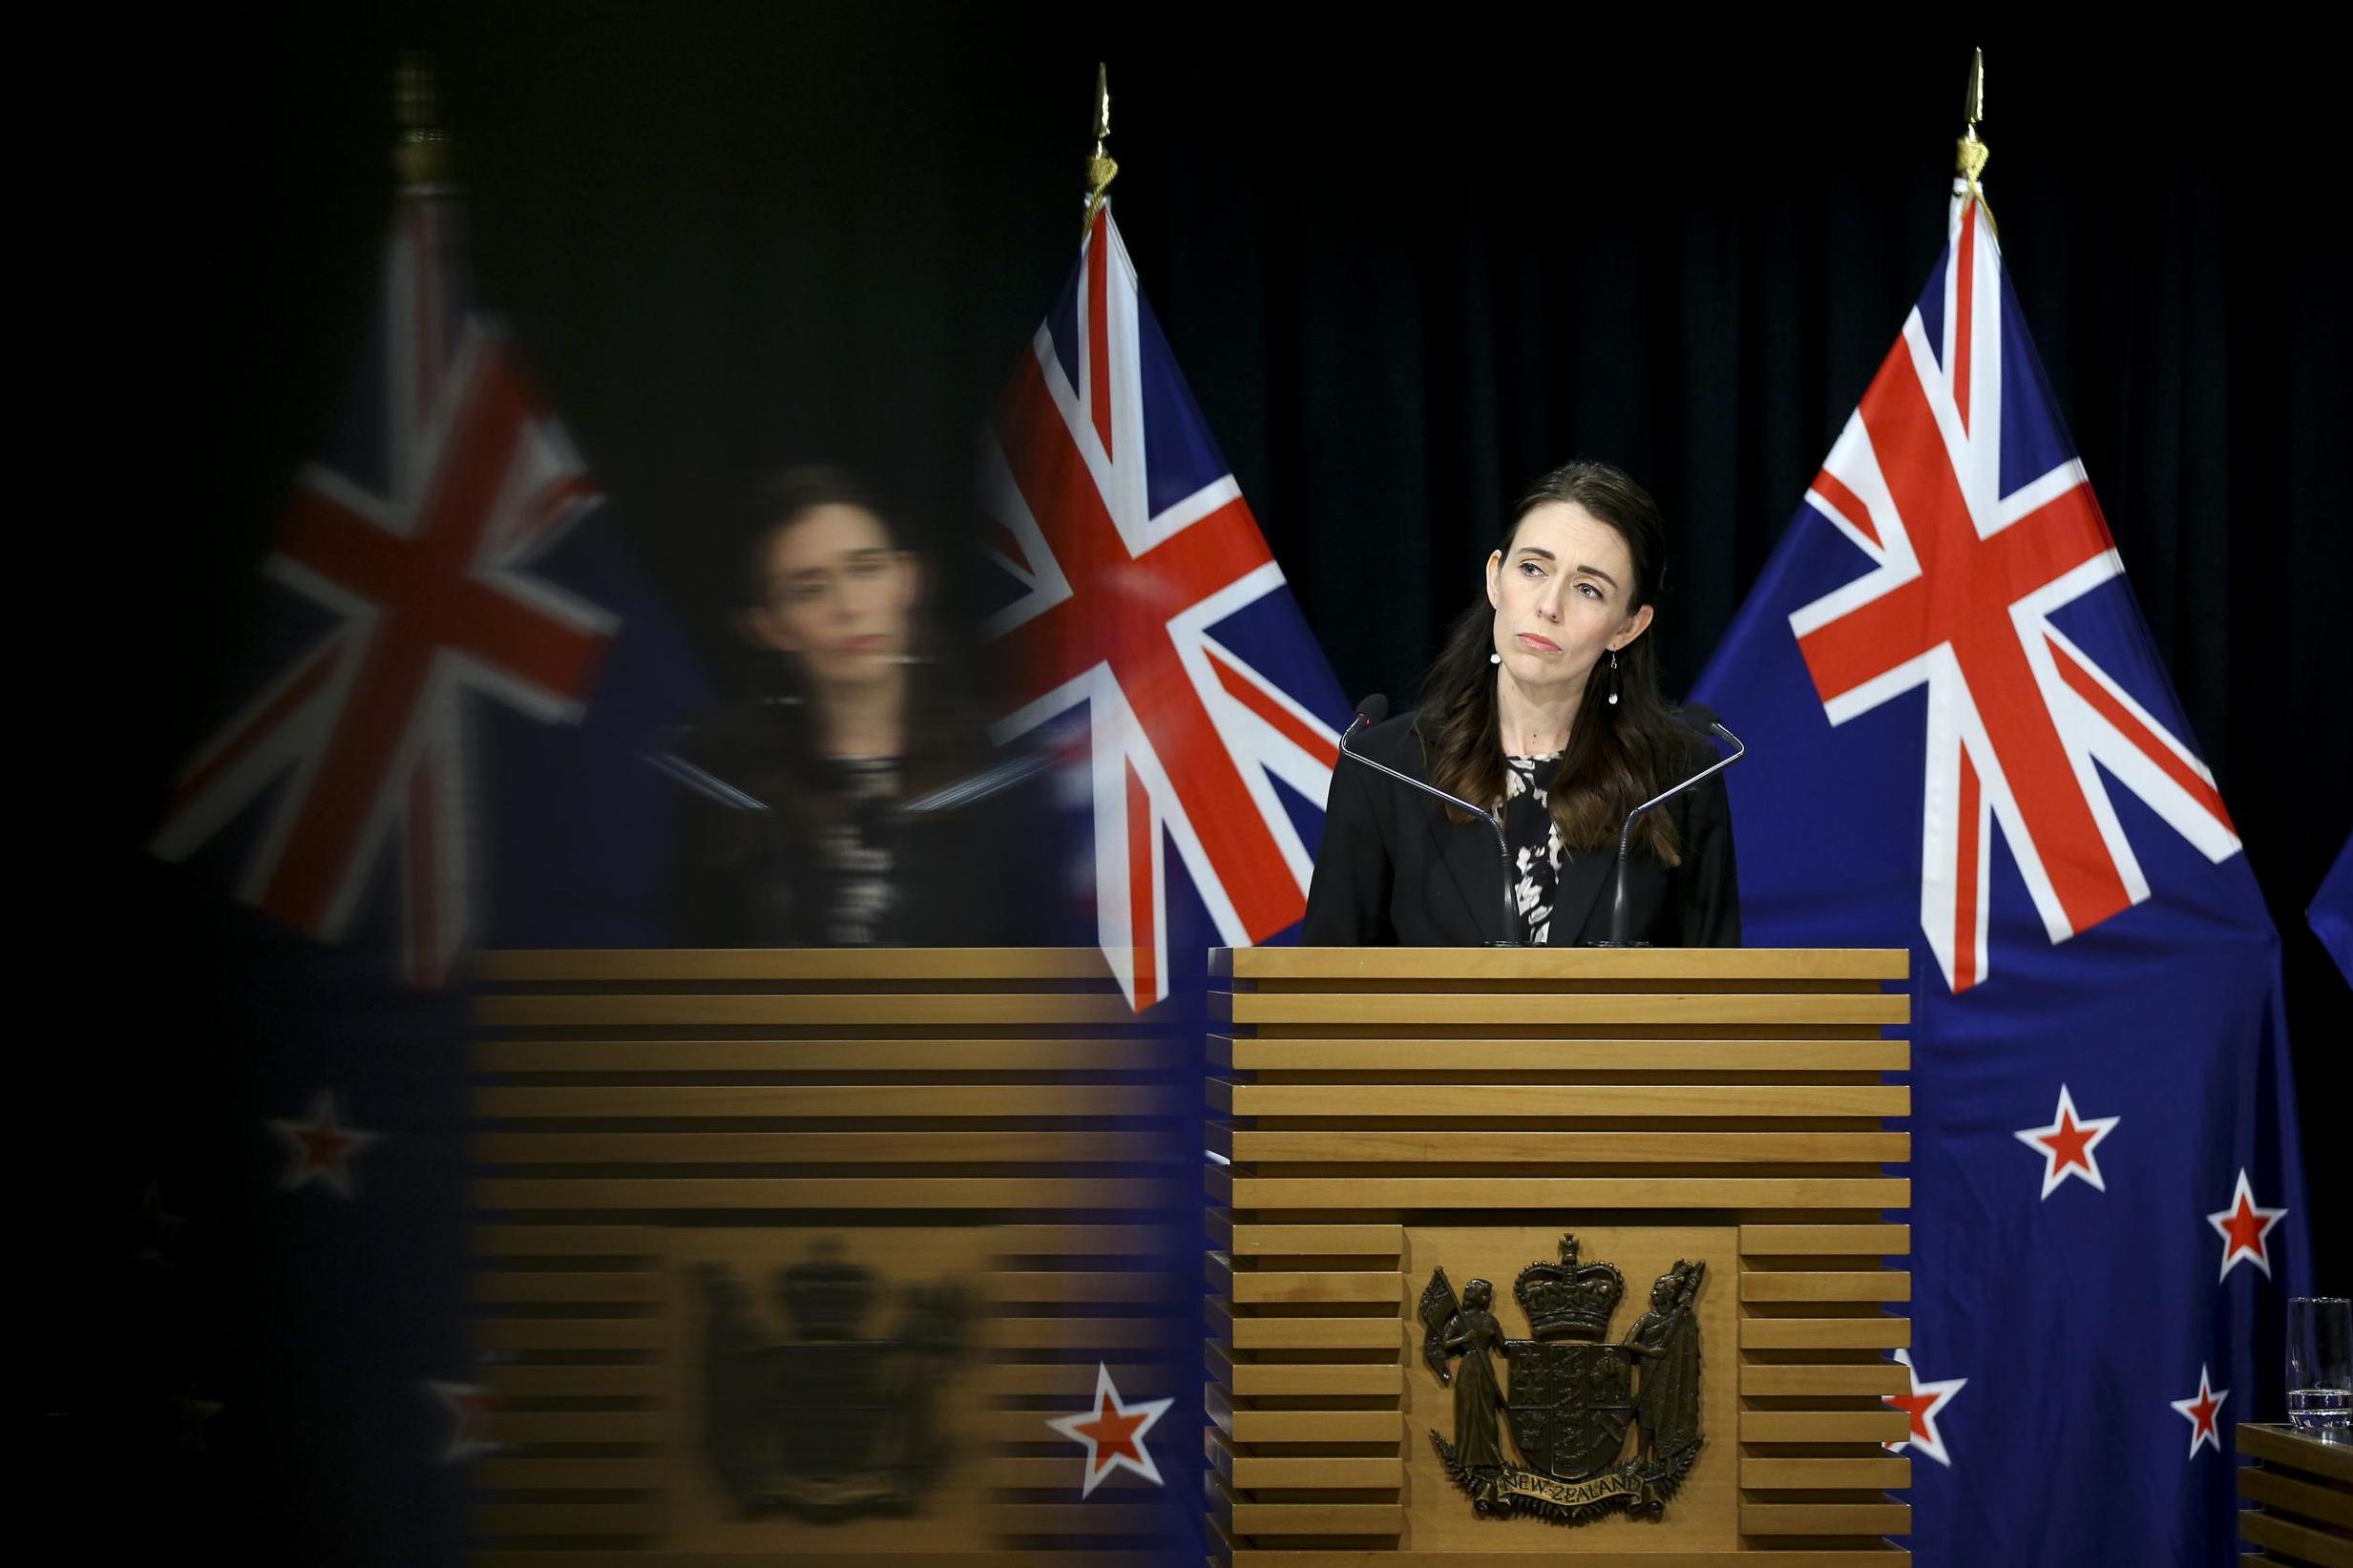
[1595,704,1746,947]
[1335,693,1522,948]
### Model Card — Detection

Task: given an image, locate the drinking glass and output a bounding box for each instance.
[2286,1296,2351,1437]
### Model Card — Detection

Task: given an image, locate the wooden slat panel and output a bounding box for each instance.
[1223,1082,1908,1118]
[1229,1271,1404,1306]
[474,1178,1169,1209]
[1226,1130,1909,1163]
[1223,947,1908,981]
[1740,1502,1910,1535]
[476,1038,1155,1072]
[980,1364,1158,1399]
[471,1271,662,1305]
[986,1318,1173,1350]
[1743,1223,1912,1256]
[982,1271,1172,1305]
[473,1503,663,1536]
[477,948,1112,983]
[1743,1456,1911,1489]
[2240,1465,2353,1527]
[474,1131,1152,1163]
[2241,1423,2353,1483]
[1225,1224,1405,1257]
[477,993,1132,1028]
[1740,1364,1911,1397]
[482,1365,665,1398]
[479,1457,663,1489]
[990,1224,1184,1257]
[981,1503,1158,1534]
[1221,1499,1405,1536]
[1740,1318,1911,1350]
[1221,1316,1402,1351]
[1229,1177,1907,1209]
[2237,1510,2353,1565]
[473,1085,1161,1118]
[1741,1410,1912,1444]
[473,1225,663,1257]
[472,1318,668,1352]
[988,1457,1160,1491]
[1224,1409,1404,1444]
[1217,1362,1404,1398]
[1220,1037,1910,1072]
[1224,1453,1403,1490]
[1742,1271,1912,1304]
[1220,991,1907,1028]
[486,1411,666,1444]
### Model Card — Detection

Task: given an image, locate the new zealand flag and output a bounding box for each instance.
[131,183,705,1563]
[1693,184,2311,1564]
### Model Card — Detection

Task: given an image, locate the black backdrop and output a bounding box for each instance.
[144,11,2344,1229]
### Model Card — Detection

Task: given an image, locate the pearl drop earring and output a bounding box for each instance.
[1606,647,1622,705]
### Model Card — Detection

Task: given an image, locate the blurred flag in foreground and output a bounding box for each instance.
[1695,181,2309,1564]
[135,77,703,1564]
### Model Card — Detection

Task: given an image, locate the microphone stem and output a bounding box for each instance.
[1605,724,1746,947]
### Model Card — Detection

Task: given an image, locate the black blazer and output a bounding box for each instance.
[1302,710,1741,948]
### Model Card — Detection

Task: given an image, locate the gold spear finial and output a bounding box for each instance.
[1956,49,1990,192]
[394,51,455,194]
[1082,62,1119,240]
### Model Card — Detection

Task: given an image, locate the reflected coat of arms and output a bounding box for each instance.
[696,1244,969,1518]
[1418,1234,1705,1523]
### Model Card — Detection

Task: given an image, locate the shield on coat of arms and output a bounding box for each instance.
[1503,1341,1635,1480]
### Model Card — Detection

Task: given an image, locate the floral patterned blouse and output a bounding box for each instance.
[1502,752,1566,945]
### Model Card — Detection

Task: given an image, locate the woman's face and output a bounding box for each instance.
[749,504,918,687]
[1485,501,1654,698]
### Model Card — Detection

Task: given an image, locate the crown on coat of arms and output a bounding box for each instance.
[777,1242,874,1340]
[1513,1233,1625,1340]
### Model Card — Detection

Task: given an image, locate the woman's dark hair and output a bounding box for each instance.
[735,465,989,812]
[1416,459,1694,865]
[738,465,890,609]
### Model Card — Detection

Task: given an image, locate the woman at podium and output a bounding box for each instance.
[1303,461,1739,948]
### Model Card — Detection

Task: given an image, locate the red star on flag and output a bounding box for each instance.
[1044,1362,1171,1496]
[2168,1364,2228,1458]
[2011,1083,2120,1199]
[1883,1348,1967,1468]
[268,1090,380,1199]
[428,1380,500,1462]
[2206,1168,2287,1281]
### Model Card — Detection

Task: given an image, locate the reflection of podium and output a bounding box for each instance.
[467,949,1186,1560]
[1206,948,1915,1562]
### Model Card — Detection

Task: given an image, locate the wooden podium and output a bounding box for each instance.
[466,948,1190,1563]
[1206,947,1914,1565]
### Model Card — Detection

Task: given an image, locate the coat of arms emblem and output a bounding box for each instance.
[1418,1234,1705,1522]
[695,1244,968,1518]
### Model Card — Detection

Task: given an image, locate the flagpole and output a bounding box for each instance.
[1956,47,1996,234]
[1082,62,1118,239]
[394,50,454,196]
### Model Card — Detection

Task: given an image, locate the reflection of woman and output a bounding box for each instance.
[668,468,1040,946]
[1304,461,1738,947]
[1442,1278,1510,1472]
